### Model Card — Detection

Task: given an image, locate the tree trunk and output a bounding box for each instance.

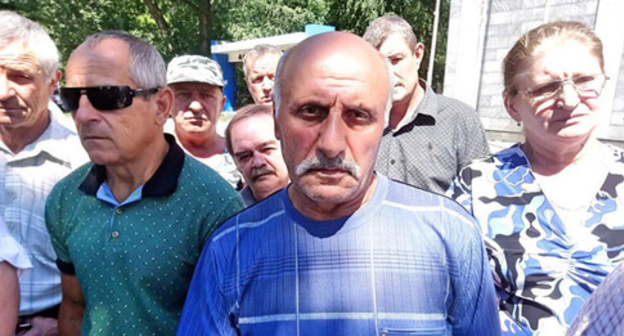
[141,0,174,53]
[198,0,211,56]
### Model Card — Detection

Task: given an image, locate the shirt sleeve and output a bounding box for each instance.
[177,236,238,336]
[45,183,75,274]
[0,219,32,272]
[455,106,490,171]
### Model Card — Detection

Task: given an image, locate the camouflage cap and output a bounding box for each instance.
[166,55,226,87]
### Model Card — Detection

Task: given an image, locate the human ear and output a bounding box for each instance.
[155,87,174,126]
[503,91,522,123]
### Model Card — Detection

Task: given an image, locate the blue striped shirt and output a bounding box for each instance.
[178,174,500,335]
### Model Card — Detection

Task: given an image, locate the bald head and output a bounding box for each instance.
[272,32,394,220]
[274,32,392,120]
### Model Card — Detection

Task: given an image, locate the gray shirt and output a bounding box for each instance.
[239,186,257,207]
[375,81,489,194]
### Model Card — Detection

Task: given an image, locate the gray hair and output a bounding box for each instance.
[243,44,283,77]
[363,14,418,51]
[274,49,394,127]
[81,30,166,88]
[225,103,273,155]
[0,10,59,81]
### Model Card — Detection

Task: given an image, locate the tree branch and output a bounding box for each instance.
[141,0,171,37]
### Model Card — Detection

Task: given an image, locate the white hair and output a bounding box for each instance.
[0,11,59,81]
[81,30,166,88]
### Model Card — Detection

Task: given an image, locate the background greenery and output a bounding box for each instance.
[1,0,450,107]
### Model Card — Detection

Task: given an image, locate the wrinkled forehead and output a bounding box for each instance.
[235,113,276,136]
[66,41,131,85]
[0,38,42,74]
[284,48,388,95]
[248,53,281,72]
[529,38,602,75]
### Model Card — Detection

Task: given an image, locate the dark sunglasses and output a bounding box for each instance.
[60,86,160,112]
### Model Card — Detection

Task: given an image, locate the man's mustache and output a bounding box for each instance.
[251,165,276,181]
[295,153,361,179]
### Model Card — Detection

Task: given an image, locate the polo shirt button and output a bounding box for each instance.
[111,231,120,238]
[390,159,395,165]
[115,208,122,215]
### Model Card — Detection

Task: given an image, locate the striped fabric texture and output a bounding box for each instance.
[177,174,500,336]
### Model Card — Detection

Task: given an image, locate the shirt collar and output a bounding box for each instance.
[391,79,438,132]
[0,110,78,162]
[79,133,185,197]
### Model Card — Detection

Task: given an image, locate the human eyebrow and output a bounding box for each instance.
[234,149,252,159]
[257,140,278,150]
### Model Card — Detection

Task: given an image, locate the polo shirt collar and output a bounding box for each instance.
[391,79,438,132]
[79,133,185,197]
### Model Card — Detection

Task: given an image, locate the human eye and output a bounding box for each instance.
[297,104,327,121]
[175,91,191,100]
[201,92,216,101]
[388,56,403,65]
[251,75,263,84]
[529,80,560,99]
[261,145,277,154]
[235,152,252,163]
[7,70,33,84]
[573,74,599,90]
[346,109,373,125]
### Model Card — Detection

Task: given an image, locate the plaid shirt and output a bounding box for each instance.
[0,217,31,271]
[0,108,87,315]
[567,261,624,336]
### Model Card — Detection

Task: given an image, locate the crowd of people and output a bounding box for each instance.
[0,8,621,336]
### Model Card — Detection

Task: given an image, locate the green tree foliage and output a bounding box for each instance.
[325,0,383,35]
[214,0,328,41]
[1,0,450,95]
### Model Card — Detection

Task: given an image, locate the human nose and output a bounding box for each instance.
[251,152,266,168]
[556,81,580,109]
[317,112,346,158]
[189,100,202,111]
[261,76,273,91]
[72,94,100,124]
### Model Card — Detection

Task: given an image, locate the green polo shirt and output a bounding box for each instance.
[45,135,244,335]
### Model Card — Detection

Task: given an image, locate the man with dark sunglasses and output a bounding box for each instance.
[45,31,245,336]
[0,11,88,336]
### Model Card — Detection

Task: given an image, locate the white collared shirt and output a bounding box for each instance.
[0,107,88,315]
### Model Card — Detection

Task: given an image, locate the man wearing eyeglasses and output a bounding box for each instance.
[363,14,489,194]
[45,31,244,336]
[0,11,88,336]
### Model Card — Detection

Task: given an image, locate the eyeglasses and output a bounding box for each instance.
[519,73,608,101]
[60,86,160,112]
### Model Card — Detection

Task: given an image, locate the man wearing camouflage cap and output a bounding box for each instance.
[167,55,240,187]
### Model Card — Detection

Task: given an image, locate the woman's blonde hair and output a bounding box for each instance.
[503,21,604,95]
